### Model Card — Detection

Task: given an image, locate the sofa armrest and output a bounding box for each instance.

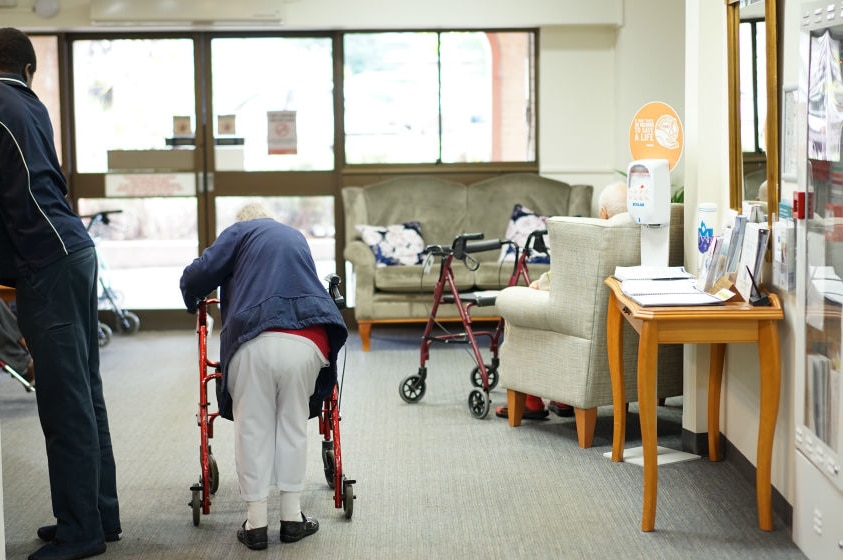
[344,239,375,268]
[496,286,555,331]
[344,240,376,319]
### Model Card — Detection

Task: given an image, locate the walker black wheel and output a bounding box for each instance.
[208,454,219,494]
[117,311,140,334]
[98,323,112,348]
[189,486,201,526]
[470,365,499,391]
[467,389,490,419]
[399,375,426,403]
[343,479,354,519]
[322,443,336,490]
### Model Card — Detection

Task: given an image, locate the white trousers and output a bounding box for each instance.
[227,331,327,502]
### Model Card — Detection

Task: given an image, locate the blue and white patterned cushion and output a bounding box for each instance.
[356,222,426,266]
[499,204,550,264]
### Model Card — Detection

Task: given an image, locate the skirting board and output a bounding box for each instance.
[603,446,701,466]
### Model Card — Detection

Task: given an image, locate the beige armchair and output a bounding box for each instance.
[495,204,685,448]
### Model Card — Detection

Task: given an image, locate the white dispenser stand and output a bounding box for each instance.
[626,159,671,266]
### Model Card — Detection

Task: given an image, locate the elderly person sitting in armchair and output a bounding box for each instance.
[495,180,628,420]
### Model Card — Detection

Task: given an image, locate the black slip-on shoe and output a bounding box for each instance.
[548,401,574,417]
[36,526,122,543]
[280,513,319,543]
[494,405,549,420]
[27,540,106,560]
[237,521,268,550]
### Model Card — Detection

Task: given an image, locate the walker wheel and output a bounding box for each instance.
[467,389,490,419]
[343,479,354,519]
[117,311,141,335]
[470,365,498,390]
[208,454,219,495]
[322,446,336,490]
[98,323,112,348]
[190,487,201,526]
[399,375,426,403]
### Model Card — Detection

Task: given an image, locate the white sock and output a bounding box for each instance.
[246,498,268,529]
[279,491,301,522]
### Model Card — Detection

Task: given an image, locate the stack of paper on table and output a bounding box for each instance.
[613,265,694,281]
[619,278,725,306]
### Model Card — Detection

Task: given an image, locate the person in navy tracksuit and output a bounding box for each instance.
[0,27,121,560]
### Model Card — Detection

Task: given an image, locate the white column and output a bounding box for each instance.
[683,0,731,437]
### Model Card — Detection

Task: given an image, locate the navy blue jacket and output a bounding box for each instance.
[0,73,93,285]
[180,218,348,420]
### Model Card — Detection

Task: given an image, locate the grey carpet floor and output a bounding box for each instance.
[1,324,806,559]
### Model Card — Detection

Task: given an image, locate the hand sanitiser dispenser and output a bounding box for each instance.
[626,158,671,266]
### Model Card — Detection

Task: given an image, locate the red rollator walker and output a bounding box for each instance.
[319,274,355,519]
[398,229,547,418]
[189,297,221,526]
[188,274,355,525]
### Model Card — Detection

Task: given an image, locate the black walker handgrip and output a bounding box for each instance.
[463,239,503,254]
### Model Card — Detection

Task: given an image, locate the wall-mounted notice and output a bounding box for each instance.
[629,101,683,171]
[267,110,297,155]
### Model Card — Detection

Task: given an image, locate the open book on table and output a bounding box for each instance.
[619,278,726,307]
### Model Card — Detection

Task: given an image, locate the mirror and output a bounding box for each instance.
[727,0,780,223]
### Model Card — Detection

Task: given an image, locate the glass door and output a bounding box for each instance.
[68,34,337,311]
[207,35,336,282]
[71,36,200,311]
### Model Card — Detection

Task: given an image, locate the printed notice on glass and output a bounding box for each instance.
[267,110,298,155]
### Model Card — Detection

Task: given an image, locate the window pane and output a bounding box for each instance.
[77,197,197,310]
[30,36,62,165]
[344,31,535,164]
[72,39,196,173]
[344,32,440,163]
[211,37,334,171]
[215,196,336,280]
[739,22,766,154]
[441,31,535,163]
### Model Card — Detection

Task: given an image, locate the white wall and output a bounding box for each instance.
[2,0,623,30]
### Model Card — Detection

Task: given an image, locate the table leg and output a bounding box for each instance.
[707,343,726,461]
[637,320,659,532]
[607,292,627,462]
[756,319,781,531]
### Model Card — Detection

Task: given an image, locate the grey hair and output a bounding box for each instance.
[236,203,274,222]
[598,181,628,218]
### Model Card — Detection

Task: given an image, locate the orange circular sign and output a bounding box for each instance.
[629,102,683,170]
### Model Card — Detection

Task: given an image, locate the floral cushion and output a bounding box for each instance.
[356,222,426,266]
[499,204,550,264]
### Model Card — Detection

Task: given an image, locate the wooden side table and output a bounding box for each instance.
[604,277,784,532]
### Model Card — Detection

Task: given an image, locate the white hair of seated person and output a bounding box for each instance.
[529,181,628,291]
[236,203,274,222]
[598,181,628,219]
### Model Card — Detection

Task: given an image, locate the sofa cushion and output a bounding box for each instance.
[356,221,426,266]
[464,174,593,264]
[499,204,550,263]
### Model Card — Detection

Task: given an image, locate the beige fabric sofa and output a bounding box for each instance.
[495,204,685,447]
[342,174,593,350]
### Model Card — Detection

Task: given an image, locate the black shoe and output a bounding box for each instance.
[237,521,268,551]
[36,526,122,543]
[495,405,549,420]
[27,540,106,560]
[548,401,574,417]
[280,513,319,543]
